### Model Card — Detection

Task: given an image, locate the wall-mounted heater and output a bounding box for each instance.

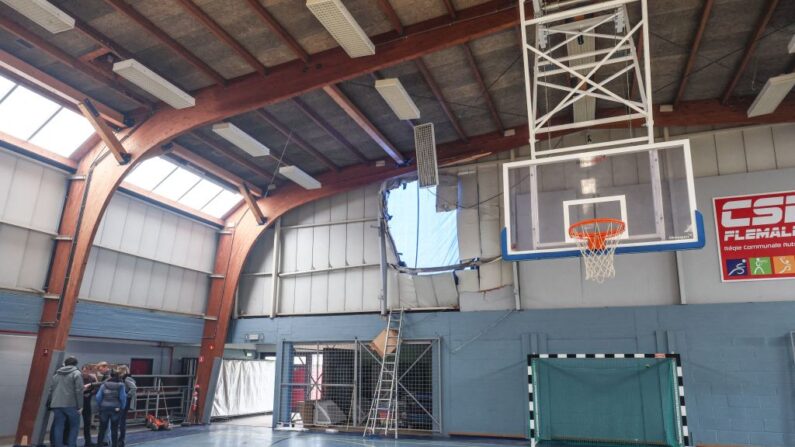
[306,0,375,58]
[414,123,438,188]
[212,122,271,157]
[279,165,321,190]
[0,0,75,34]
[747,72,795,118]
[375,78,421,120]
[113,59,195,109]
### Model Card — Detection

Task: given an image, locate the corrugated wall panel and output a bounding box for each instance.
[31,168,66,232]
[154,212,178,264]
[119,199,147,254]
[0,225,28,288]
[110,253,135,306]
[17,231,53,290]
[0,151,16,215]
[742,126,776,172]
[772,125,795,168]
[326,270,346,313]
[4,158,43,227]
[128,258,153,308]
[715,130,747,175]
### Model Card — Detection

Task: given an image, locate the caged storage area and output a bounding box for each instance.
[277,341,440,433]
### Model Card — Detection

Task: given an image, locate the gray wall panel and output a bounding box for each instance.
[0,150,67,292]
[81,192,218,314]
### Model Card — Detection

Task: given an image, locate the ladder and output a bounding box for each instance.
[363,308,404,438]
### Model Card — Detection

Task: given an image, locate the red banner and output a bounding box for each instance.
[713,191,795,282]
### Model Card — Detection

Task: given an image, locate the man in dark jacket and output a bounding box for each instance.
[47,356,84,447]
[82,365,100,446]
[95,370,127,447]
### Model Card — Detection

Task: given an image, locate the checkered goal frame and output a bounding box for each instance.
[527,353,691,447]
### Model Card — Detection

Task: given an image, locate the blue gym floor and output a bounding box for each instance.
[122,425,529,447]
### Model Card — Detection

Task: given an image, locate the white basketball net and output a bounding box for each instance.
[569,220,625,283]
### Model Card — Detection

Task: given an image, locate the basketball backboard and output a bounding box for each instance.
[501,140,705,261]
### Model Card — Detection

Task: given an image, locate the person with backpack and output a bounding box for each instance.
[95,370,127,447]
[116,365,137,447]
[47,356,84,447]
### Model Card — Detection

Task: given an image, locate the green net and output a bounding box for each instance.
[532,358,682,447]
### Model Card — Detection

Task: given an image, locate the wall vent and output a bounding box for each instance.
[306,0,375,58]
[414,123,438,188]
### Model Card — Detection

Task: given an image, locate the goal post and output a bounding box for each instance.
[528,353,691,447]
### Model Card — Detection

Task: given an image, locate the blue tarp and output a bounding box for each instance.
[387,181,459,269]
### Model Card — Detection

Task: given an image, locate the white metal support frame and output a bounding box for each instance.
[519,0,654,158]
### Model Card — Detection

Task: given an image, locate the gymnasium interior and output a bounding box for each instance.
[0,0,794,446]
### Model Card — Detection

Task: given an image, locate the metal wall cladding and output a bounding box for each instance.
[94,194,217,273]
[0,149,67,292]
[78,193,218,315]
[238,183,383,316]
[455,165,514,292]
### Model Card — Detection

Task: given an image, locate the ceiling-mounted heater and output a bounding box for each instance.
[306,0,375,58]
[414,123,438,188]
[0,0,75,34]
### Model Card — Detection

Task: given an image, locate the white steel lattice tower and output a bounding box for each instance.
[519,0,655,158]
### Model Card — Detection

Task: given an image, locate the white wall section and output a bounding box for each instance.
[0,148,67,293]
[79,193,217,315]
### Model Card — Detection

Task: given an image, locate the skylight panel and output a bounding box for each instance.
[0,85,60,140]
[202,189,243,218]
[152,167,201,201]
[29,108,94,156]
[124,157,178,190]
[179,179,223,210]
[0,75,14,98]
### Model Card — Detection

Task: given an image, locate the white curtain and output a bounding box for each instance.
[212,359,275,417]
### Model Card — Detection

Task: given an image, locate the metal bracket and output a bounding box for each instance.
[68,175,87,181]
[42,294,60,301]
[209,274,225,279]
[54,235,73,241]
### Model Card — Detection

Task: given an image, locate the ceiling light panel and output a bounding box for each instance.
[212,122,271,158]
[279,165,321,190]
[0,0,75,34]
[306,0,375,58]
[375,78,421,120]
[112,59,195,109]
[747,72,795,118]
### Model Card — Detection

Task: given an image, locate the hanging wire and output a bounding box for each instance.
[263,130,293,198]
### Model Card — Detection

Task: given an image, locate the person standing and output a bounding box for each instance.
[95,370,127,447]
[117,366,137,447]
[81,365,99,447]
[47,356,84,447]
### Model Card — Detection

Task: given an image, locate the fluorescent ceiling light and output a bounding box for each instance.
[306,0,375,58]
[747,72,795,118]
[375,78,421,120]
[112,59,195,109]
[212,122,271,157]
[0,0,75,34]
[279,165,321,190]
